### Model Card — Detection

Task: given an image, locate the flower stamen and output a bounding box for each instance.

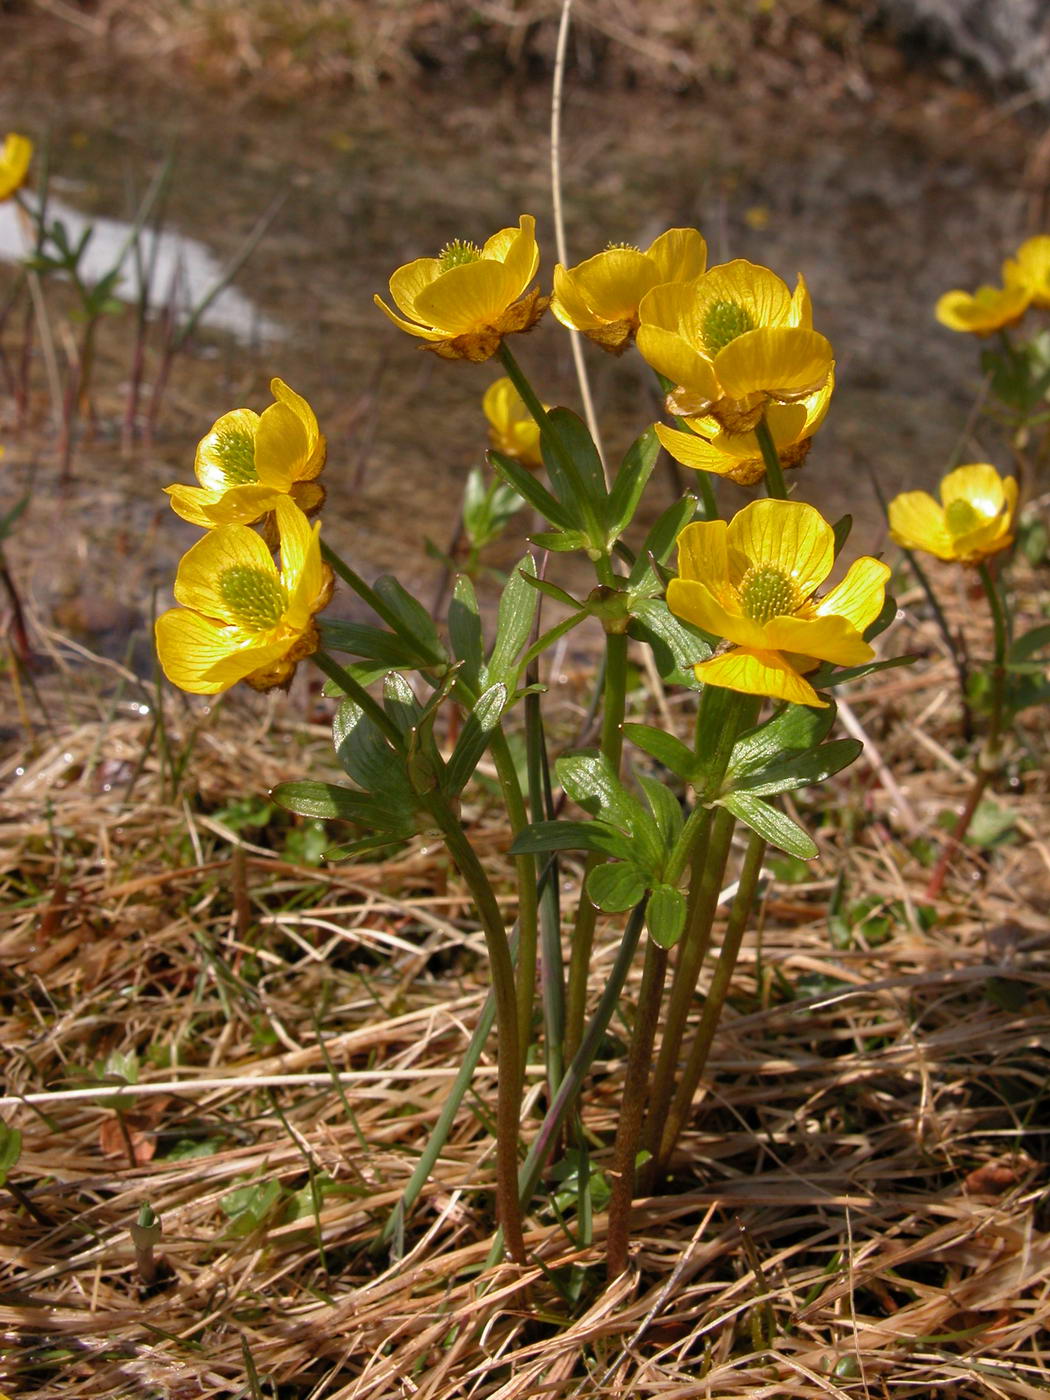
[740,564,801,623]
[218,565,288,629]
[438,239,482,271]
[701,299,755,355]
[213,424,259,485]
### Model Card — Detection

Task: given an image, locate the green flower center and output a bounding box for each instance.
[945,498,984,537]
[605,240,640,252]
[214,424,258,485]
[218,565,288,630]
[438,239,482,271]
[740,564,801,623]
[701,299,755,356]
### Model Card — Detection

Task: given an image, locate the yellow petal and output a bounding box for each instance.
[174,523,278,622]
[676,519,729,587]
[276,498,324,624]
[0,132,32,200]
[564,248,658,320]
[194,408,261,492]
[694,647,825,707]
[636,324,719,399]
[388,257,442,319]
[714,327,833,401]
[412,260,518,334]
[887,489,954,559]
[816,557,891,633]
[165,482,281,527]
[373,293,446,341]
[728,499,834,596]
[763,613,874,666]
[939,462,1008,515]
[935,285,1029,333]
[156,609,288,694]
[254,401,308,489]
[488,215,539,298]
[551,263,603,331]
[655,422,752,477]
[667,578,769,650]
[646,227,707,283]
[789,272,813,329]
[694,259,793,330]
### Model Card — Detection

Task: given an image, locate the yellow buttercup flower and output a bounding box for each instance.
[156,497,334,694]
[935,283,1029,335]
[888,463,1017,565]
[165,378,326,528]
[655,371,834,486]
[551,228,707,355]
[0,132,32,201]
[483,376,544,468]
[1003,234,1050,310]
[374,214,546,362]
[637,259,834,433]
[667,499,889,707]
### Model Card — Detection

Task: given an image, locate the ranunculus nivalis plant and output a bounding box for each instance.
[165,378,326,528]
[155,497,333,694]
[668,500,889,707]
[483,376,544,468]
[374,214,545,362]
[655,372,833,485]
[888,463,1017,565]
[636,259,834,433]
[934,283,1030,335]
[1003,234,1050,310]
[551,228,707,354]
[0,133,32,201]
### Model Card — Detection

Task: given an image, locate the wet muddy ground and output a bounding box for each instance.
[0,19,1045,667]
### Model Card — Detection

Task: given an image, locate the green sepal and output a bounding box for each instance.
[718,792,817,859]
[444,683,507,796]
[646,883,687,949]
[606,426,660,540]
[586,860,649,913]
[508,820,635,861]
[489,449,577,531]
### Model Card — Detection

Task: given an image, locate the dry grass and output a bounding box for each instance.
[1,560,1048,1399]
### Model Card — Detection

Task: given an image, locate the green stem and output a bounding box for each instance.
[925,560,1009,899]
[491,729,539,1082]
[564,628,629,1065]
[654,831,767,1175]
[312,650,405,751]
[640,804,735,1176]
[754,416,788,500]
[605,939,668,1279]
[420,795,525,1264]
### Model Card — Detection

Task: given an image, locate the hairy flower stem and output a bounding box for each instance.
[654,831,767,1176]
[497,341,614,585]
[754,416,788,500]
[605,939,668,1279]
[420,796,526,1264]
[564,628,629,1067]
[925,560,1009,899]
